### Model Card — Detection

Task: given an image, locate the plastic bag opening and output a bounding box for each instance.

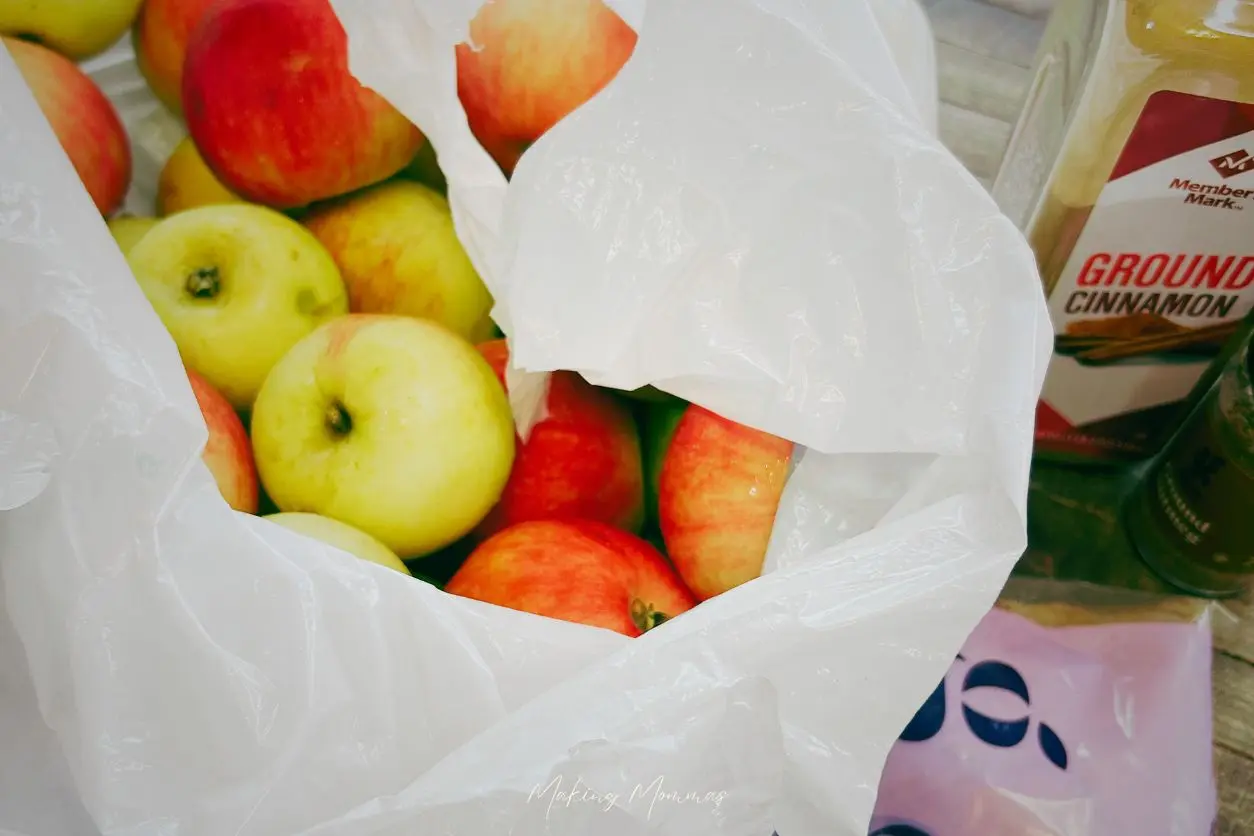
[0,1,1051,834]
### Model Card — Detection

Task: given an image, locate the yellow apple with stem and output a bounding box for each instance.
[303,180,494,341]
[157,136,244,215]
[127,204,348,408]
[107,215,159,255]
[250,315,515,558]
[265,512,410,575]
[1,0,144,60]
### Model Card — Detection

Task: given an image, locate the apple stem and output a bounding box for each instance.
[325,401,352,437]
[185,267,221,299]
[630,598,670,634]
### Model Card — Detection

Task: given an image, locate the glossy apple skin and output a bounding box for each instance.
[474,340,644,539]
[127,203,349,408]
[182,0,423,208]
[303,180,494,341]
[5,36,131,215]
[456,0,636,175]
[447,519,695,636]
[187,367,259,513]
[658,406,794,600]
[132,0,218,114]
[250,315,516,558]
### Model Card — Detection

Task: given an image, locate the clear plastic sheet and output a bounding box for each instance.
[0,1,1052,834]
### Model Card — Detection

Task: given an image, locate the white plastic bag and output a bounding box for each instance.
[0,0,1052,834]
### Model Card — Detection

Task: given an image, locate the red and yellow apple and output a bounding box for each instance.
[1,0,144,61]
[265,512,410,575]
[157,136,244,215]
[250,315,516,558]
[182,0,424,208]
[656,405,794,600]
[4,36,131,215]
[473,339,644,539]
[447,519,695,636]
[456,0,637,175]
[303,180,494,341]
[187,367,258,513]
[132,0,218,114]
[127,203,349,408]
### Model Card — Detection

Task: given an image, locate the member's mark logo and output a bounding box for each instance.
[1209,149,1254,179]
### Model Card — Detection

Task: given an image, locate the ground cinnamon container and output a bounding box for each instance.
[994,0,1254,464]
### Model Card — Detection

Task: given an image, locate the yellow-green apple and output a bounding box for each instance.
[157,135,244,215]
[303,180,494,341]
[265,512,411,575]
[187,367,258,513]
[447,519,695,636]
[456,0,637,176]
[473,339,643,539]
[1,0,143,61]
[657,406,794,600]
[132,0,218,114]
[182,0,423,208]
[107,215,159,255]
[4,36,131,215]
[127,203,348,408]
[250,315,516,557]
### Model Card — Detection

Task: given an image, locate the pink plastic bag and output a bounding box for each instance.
[869,585,1216,836]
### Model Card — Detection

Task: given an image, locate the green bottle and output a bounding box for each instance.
[1125,328,1254,597]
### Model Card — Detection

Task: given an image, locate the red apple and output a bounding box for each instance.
[446,519,695,636]
[474,339,644,538]
[658,406,793,601]
[187,368,259,513]
[4,36,131,215]
[456,0,637,175]
[182,0,423,208]
[132,0,218,115]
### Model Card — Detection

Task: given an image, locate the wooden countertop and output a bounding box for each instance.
[921,1,1254,832]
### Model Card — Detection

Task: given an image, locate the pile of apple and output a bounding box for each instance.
[4,0,795,638]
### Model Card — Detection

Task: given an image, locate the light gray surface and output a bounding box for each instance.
[927,0,1047,184]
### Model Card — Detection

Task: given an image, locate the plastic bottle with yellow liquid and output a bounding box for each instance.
[994,0,1254,464]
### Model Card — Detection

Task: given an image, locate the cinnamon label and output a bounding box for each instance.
[1036,90,1254,461]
